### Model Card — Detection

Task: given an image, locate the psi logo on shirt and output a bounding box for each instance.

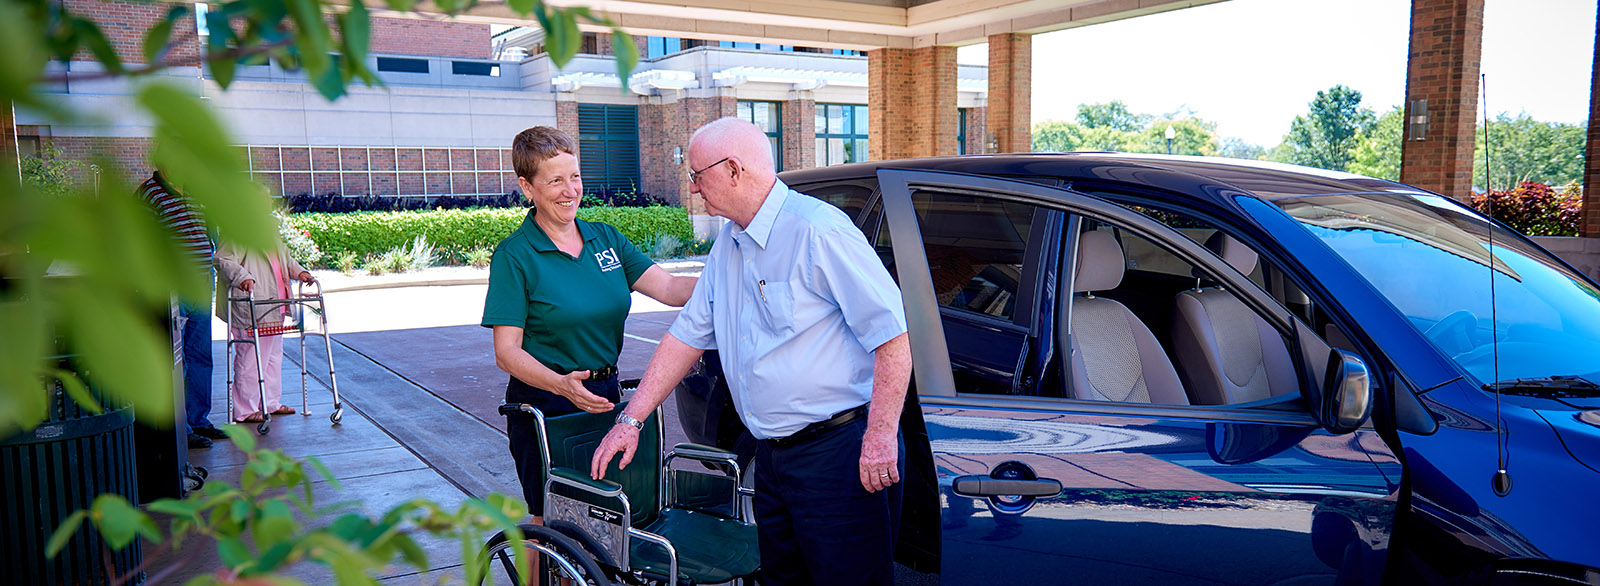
[594,248,622,272]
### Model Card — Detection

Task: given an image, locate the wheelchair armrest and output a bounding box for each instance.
[550,467,625,497]
[668,443,738,466]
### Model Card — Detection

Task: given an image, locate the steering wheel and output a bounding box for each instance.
[1423,310,1478,358]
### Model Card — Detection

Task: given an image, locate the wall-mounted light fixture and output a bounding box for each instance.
[1408,99,1429,141]
[986,133,998,154]
[673,146,684,165]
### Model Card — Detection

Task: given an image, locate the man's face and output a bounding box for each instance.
[687,143,733,219]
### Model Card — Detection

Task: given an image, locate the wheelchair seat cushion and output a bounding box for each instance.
[630,508,760,584]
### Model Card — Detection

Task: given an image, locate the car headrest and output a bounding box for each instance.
[1204,232,1258,276]
[1074,230,1126,293]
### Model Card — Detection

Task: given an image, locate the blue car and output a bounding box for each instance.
[675,153,1600,584]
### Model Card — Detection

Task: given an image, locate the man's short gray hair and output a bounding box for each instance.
[690,117,775,176]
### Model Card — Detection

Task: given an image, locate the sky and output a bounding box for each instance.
[958,0,1598,147]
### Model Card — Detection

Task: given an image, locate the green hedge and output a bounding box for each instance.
[287,206,695,265]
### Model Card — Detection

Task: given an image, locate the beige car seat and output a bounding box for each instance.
[1169,233,1298,405]
[1068,230,1188,405]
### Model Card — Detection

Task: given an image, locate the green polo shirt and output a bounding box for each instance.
[482,210,653,375]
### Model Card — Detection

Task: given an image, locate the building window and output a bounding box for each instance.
[451,61,500,77]
[737,100,782,170]
[576,104,641,192]
[377,57,429,74]
[580,33,600,55]
[647,37,683,59]
[815,104,868,166]
[957,108,968,155]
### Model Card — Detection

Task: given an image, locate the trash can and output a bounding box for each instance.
[0,378,144,586]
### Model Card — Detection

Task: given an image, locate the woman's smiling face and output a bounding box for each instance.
[520,152,583,224]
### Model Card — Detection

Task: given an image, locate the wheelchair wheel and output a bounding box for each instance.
[480,523,610,586]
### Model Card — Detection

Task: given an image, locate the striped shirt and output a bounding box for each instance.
[139,176,214,266]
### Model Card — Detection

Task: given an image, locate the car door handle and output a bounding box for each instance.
[951,475,1062,498]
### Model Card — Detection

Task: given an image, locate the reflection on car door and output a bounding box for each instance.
[877,169,1402,585]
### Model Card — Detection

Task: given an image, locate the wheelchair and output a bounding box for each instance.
[481,391,760,585]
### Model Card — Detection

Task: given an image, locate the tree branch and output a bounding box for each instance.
[40,37,296,85]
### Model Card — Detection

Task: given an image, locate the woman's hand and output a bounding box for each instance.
[297,271,316,284]
[552,370,615,413]
[239,279,255,293]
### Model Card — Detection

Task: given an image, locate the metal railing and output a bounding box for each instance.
[245,145,516,197]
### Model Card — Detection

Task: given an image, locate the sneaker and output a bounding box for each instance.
[187,433,213,450]
[193,426,229,440]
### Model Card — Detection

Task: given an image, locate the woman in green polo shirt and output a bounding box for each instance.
[482,126,696,525]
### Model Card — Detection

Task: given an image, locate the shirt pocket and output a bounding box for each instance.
[757,280,795,333]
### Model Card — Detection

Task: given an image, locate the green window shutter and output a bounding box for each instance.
[577,104,641,192]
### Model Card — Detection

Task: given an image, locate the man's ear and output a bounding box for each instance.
[725,157,742,181]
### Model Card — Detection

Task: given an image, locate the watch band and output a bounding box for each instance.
[615,411,644,430]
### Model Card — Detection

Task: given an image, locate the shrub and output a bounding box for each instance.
[404,235,437,271]
[334,251,359,274]
[651,234,683,258]
[287,206,693,262]
[278,192,526,213]
[1471,181,1583,237]
[465,247,493,268]
[681,236,715,257]
[275,210,323,267]
[21,141,85,197]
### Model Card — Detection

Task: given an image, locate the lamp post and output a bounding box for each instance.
[1165,125,1177,155]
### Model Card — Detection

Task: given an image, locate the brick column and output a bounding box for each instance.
[679,95,737,224]
[2,102,17,188]
[987,33,1031,154]
[1399,0,1484,202]
[781,97,816,171]
[1584,6,1600,238]
[556,99,580,159]
[868,46,957,161]
[639,99,688,205]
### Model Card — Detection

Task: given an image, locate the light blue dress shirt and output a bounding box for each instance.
[669,179,907,440]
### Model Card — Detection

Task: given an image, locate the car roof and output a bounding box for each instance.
[779,152,1432,202]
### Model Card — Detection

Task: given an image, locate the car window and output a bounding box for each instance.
[883,189,1037,321]
[793,180,874,223]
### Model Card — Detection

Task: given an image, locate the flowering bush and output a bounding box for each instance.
[1471,181,1583,237]
[276,210,324,267]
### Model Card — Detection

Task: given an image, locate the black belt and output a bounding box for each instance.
[766,404,869,448]
[587,365,619,381]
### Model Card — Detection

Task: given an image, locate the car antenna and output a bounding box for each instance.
[1482,73,1512,497]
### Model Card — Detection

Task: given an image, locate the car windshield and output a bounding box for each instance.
[1276,192,1600,387]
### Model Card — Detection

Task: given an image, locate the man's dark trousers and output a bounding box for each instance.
[753,415,905,586]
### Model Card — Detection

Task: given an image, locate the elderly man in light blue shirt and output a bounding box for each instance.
[591,117,913,586]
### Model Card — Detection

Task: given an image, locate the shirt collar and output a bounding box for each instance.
[735,179,790,249]
[519,208,597,253]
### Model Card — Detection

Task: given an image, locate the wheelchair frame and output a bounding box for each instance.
[491,395,758,586]
[224,280,344,435]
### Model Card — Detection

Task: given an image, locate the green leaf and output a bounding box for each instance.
[310,60,347,102]
[340,1,370,64]
[383,0,417,12]
[306,455,339,486]
[393,534,428,569]
[251,500,298,549]
[138,84,279,253]
[0,297,49,434]
[506,0,536,14]
[50,369,102,415]
[0,2,48,110]
[148,498,202,520]
[92,495,160,550]
[45,510,90,558]
[71,18,124,74]
[229,498,252,524]
[216,536,255,570]
[142,6,186,65]
[60,287,173,428]
[221,423,258,451]
[612,29,637,92]
[557,10,581,66]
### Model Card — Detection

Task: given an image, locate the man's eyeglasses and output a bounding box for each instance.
[688,157,731,184]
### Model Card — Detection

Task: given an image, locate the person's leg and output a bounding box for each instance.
[181,295,215,434]
[753,440,810,586]
[783,418,902,586]
[261,333,284,412]
[230,329,263,421]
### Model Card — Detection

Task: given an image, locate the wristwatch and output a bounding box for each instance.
[615,411,644,430]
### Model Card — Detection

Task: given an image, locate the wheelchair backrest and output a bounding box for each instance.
[543,402,662,529]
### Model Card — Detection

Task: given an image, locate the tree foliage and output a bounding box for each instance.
[1472,181,1584,237]
[1033,102,1224,156]
[1273,85,1376,172]
[1347,106,1404,181]
[1474,112,1586,191]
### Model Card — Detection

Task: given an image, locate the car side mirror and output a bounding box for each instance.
[1317,349,1373,434]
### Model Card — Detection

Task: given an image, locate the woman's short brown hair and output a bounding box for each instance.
[511,126,577,181]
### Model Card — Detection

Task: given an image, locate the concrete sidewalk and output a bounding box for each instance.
[309,258,705,293]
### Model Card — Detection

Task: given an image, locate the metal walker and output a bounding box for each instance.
[225,279,344,435]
